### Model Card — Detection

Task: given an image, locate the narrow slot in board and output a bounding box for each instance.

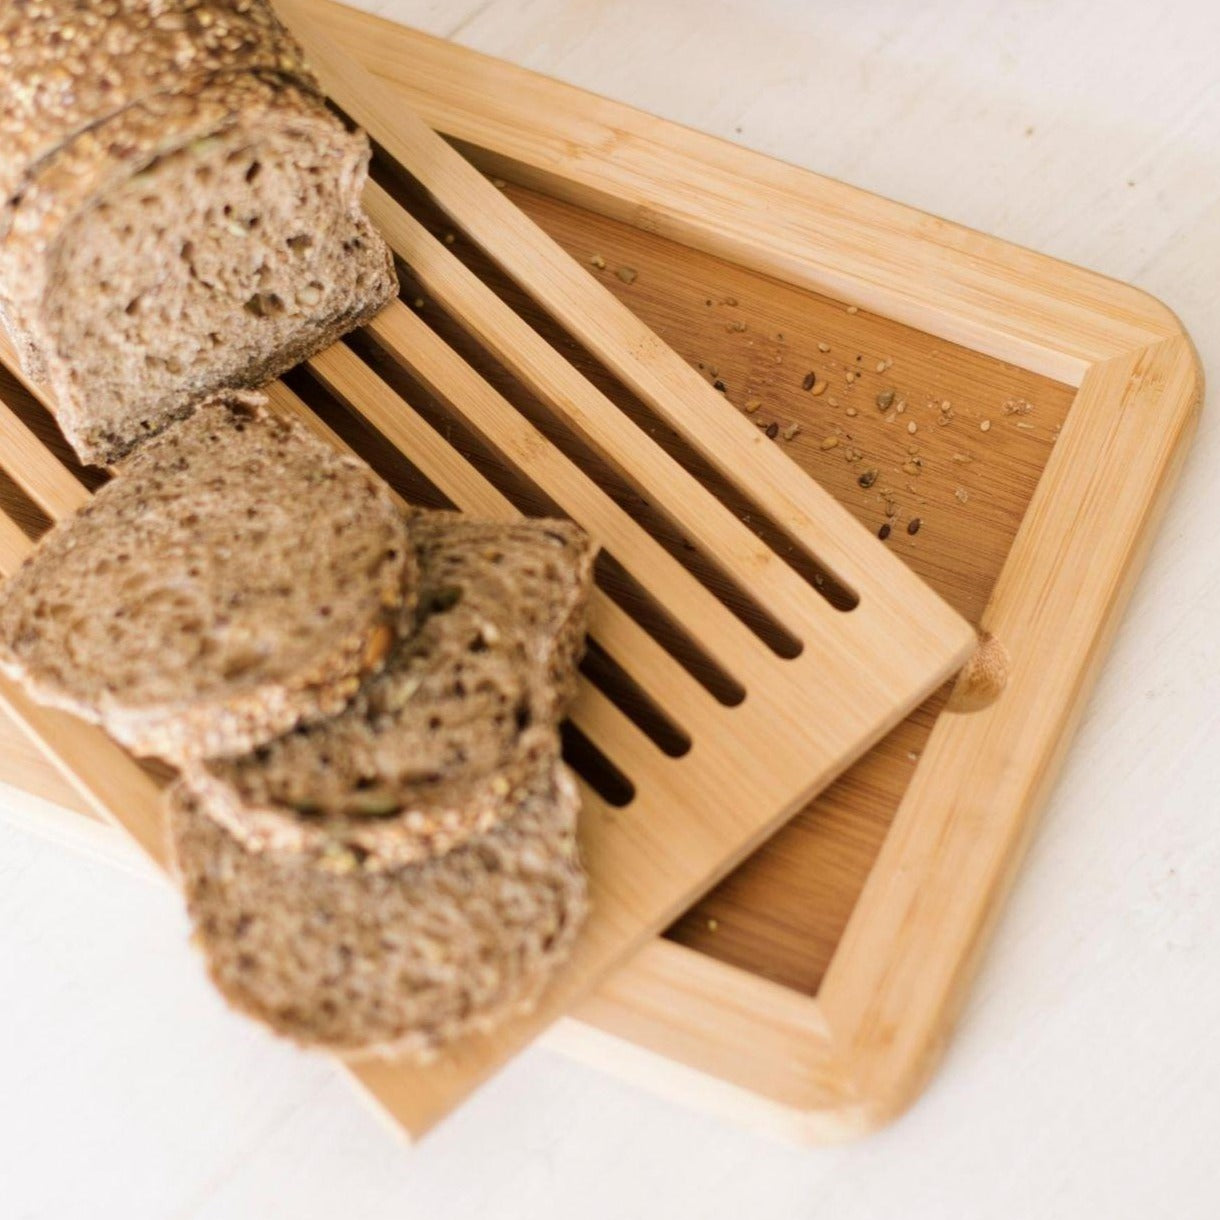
[347,319,804,661]
[578,639,691,759]
[289,356,732,756]
[373,162,859,617]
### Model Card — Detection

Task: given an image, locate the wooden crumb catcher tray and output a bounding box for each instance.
[0,1,1201,1143]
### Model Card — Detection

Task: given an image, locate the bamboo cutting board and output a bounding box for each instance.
[0,2,1201,1142]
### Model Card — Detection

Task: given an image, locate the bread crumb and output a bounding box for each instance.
[818,342,831,353]
[589,253,606,269]
[782,422,802,441]
[846,304,859,314]
[954,486,969,503]
[980,419,992,432]
[743,397,762,414]
[616,266,638,284]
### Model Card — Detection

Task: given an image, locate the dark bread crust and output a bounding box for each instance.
[0,393,413,762]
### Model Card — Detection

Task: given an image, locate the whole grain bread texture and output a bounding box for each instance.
[168,754,588,1057]
[186,514,596,871]
[0,0,312,211]
[0,393,412,762]
[0,15,397,465]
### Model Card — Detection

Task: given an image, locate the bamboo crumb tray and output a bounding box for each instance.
[0,3,1201,1142]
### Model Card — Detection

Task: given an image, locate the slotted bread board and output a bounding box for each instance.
[0,3,978,1140]
[0,2,1200,1141]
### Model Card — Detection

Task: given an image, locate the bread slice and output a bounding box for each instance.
[0,1,312,212]
[0,393,412,762]
[167,755,588,1057]
[186,514,596,870]
[0,71,396,465]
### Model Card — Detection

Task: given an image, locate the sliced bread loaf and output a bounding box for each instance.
[0,70,396,464]
[186,514,596,870]
[167,754,588,1057]
[0,393,412,762]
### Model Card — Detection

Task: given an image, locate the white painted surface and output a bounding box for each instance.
[3,1,1219,1215]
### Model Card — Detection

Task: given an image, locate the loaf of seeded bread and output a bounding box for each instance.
[0,2,396,465]
[185,515,596,870]
[168,755,588,1057]
[0,394,412,762]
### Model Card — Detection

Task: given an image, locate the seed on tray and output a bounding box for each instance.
[980,419,992,432]
[858,468,878,488]
[907,517,922,535]
[876,389,895,410]
[765,421,780,439]
[818,342,831,353]
[616,266,638,284]
[878,522,891,540]
[589,253,606,268]
[802,371,816,391]
[743,397,762,414]
[782,423,802,441]
[820,435,839,450]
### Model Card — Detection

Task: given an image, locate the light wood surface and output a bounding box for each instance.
[0,0,1200,1147]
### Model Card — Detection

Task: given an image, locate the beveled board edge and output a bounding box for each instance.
[307,2,1203,1137]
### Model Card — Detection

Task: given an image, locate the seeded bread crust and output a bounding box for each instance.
[186,515,596,870]
[0,71,396,464]
[0,394,413,762]
[167,758,588,1057]
[0,0,313,211]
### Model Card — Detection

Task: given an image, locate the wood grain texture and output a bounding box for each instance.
[0,1,1200,1142]
[298,3,1183,381]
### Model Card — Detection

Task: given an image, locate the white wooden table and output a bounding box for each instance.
[3,2,1218,1215]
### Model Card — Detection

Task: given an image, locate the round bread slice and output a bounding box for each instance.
[167,756,588,1058]
[185,514,596,870]
[0,393,412,762]
[0,71,396,465]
